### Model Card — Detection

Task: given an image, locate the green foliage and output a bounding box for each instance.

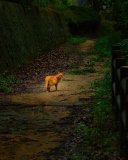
[68,36,91,45]
[4,0,71,13]
[33,0,71,13]
[107,0,128,37]
[68,68,97,75]
[64,6,101,35]
[89,69,115,142]
[89,79,101,89]
[49,0,71,13]
[72,33,122,159]
[0,72,17,93]
[107,0,123,21]
[94,33,122,57]
[117,1,128,37]
[74,69,120,159]
[62,79,74,81]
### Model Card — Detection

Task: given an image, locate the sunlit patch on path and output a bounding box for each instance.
[1,73,104,106]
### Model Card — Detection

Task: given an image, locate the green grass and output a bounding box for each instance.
[68,63,79,69]
[78,85,86,89]
[68,36,91,45]
[86,57,105,67]
[88,79,102,89]
[0,73,17,93]
[94,33,122,57]
[68,68,97,75]
[62,79,74,81]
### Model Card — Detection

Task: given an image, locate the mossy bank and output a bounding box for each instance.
[0,1,69,74]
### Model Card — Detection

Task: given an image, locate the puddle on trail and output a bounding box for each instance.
[0,105,70,160]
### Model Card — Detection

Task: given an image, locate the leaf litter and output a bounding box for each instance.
[12,42,81,94]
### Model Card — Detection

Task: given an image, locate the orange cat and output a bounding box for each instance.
[45,72,64,92]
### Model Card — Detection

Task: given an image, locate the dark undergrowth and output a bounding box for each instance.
[73,33,122,159]
[72,69,120,160]
[50,33,122,160]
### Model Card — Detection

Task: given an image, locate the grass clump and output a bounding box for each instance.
[89,79,101,89]
[68,68,97,75]
[94,33,122,57]
[0,72,17,93]
[68,36,91,45]
[62,79,74,81]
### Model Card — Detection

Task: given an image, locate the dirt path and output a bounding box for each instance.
[1,40,105,106]
[0,39,107,160]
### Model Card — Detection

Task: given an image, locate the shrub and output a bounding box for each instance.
[108,0,128,38]
[94,33,122,57]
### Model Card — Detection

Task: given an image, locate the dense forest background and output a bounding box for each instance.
[2,0,128,38]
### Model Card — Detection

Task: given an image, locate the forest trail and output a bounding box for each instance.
[1,39,105,106]
[0,39,107,160]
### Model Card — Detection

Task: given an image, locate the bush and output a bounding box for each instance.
[64,6,101,35]
[117,2,128,38]
[108,0,128,38]
[94,33,122,57]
